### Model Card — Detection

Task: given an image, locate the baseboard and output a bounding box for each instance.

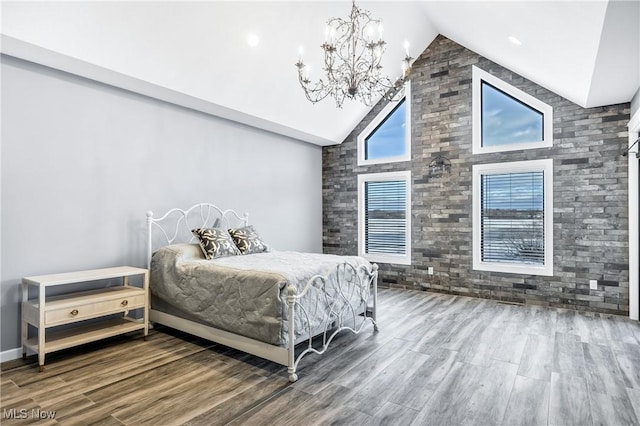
[1,347,23,363]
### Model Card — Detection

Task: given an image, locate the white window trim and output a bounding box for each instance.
[357,81,411,166]
[358,171,411,265]
[628,108,640,320]
[472,159,554,276]
[472,66,553,155]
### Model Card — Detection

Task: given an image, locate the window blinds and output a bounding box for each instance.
[480,171,545,264]
[364,180,407,255]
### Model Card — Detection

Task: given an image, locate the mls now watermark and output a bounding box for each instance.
[3,408,56,420]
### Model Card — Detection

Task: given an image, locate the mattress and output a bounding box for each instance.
[150,243,372,346]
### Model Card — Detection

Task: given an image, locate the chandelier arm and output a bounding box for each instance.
[323,41,339,84]
[297,69,332,104]
[349,14,359,92]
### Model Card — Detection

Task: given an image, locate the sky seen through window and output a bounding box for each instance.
[365,100,406,160]
[482,82,543,147]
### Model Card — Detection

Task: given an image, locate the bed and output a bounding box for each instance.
[146,203,379,382]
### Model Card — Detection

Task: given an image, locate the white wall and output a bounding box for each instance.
[0,55,323,352]
[1,2,438,146]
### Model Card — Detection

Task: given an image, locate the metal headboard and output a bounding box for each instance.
[146,203,249,268]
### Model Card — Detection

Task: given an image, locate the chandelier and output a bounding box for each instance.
[295,0,413,108]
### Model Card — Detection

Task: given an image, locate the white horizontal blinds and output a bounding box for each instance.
[364,180,407,255]
[480,171,545,265]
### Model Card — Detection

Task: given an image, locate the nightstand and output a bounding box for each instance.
[21,266,149,371]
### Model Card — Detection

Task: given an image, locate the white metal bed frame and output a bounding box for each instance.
[146,203,378,382]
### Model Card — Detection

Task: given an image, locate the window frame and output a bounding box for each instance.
[472,66,553,154]
[358,170,412,265]
[472,159,554,276]
[357,82,411,166]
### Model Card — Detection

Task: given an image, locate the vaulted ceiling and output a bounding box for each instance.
[2,1,638,146]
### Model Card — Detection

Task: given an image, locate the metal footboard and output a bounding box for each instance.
[286,262,379,382]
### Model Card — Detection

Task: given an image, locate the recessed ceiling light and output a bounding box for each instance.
[508,35,522,46]
[247,33,260,47]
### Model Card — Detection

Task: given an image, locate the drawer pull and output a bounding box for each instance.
[121,300,129,307]
[70,309,79,316]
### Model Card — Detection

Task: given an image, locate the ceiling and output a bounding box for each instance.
[1,1,638,146]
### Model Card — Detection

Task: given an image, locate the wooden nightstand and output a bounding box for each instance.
[21,266,149,371]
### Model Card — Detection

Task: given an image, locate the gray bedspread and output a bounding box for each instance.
[150,244,372,346]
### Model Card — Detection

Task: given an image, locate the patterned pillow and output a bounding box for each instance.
[228,225,269,254]
[191,228,241,259]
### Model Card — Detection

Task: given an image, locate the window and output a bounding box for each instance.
[358,171,411,265]
[357,82,411,165]
[472,160,553,276]
[472,66,553,154]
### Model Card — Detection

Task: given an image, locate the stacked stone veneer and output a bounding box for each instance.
[322,35,631,315]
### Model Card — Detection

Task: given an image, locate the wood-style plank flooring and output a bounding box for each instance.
[3,288,640,425]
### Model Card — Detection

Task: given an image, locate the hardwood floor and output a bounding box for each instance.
[3,288,640,425]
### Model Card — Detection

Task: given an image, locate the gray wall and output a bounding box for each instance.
[1,55,322,352]
[632,87,640,119]
[323,36,631,315]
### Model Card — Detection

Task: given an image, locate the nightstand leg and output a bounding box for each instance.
[21,282,28,361]
[38,284,46,372]
[143,270,149,341]
[38,351,45,372]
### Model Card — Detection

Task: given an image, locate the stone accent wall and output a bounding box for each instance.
[322,36,631,315]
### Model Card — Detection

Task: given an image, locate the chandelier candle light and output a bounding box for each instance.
[295,0,413,107]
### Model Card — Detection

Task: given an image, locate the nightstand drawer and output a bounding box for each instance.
[45,294,145,326]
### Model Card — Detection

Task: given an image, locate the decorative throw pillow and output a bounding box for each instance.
[228,225,268,254]
[191,228,241,259]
